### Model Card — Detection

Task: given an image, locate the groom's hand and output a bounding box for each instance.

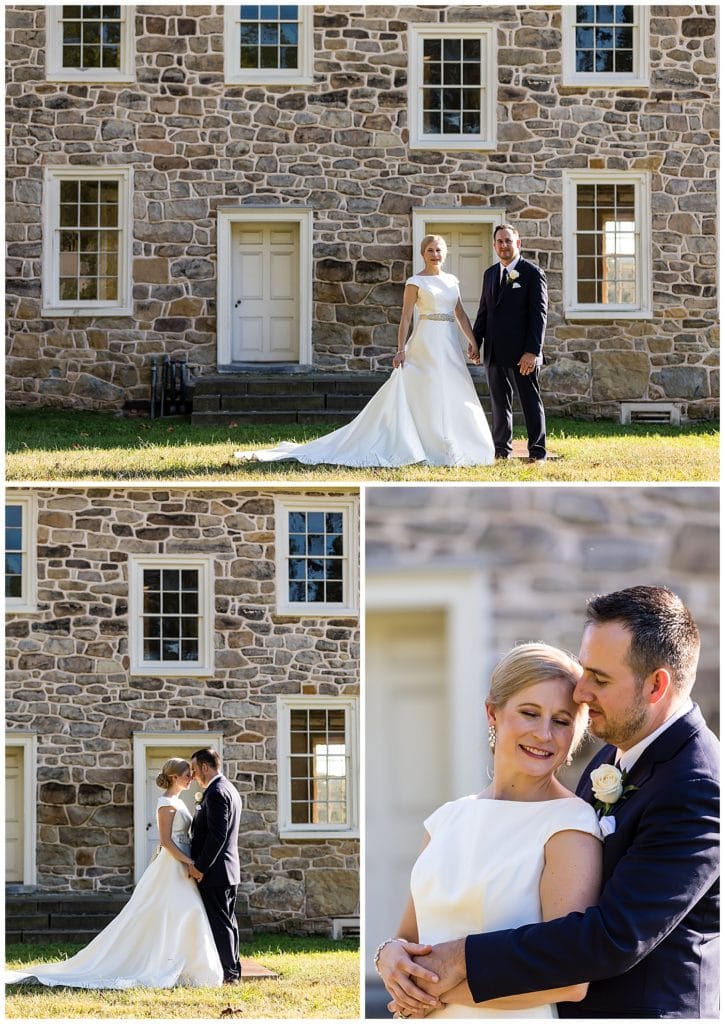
[412,938,467,998]
[467,341,480,364]
[376,939,441,1014]
[518,352,537,375]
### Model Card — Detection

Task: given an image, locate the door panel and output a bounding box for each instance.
[426,221,491,322]
[5,747,24,882]
[231,222,300,361]
[144,747,201,870]
[366,610,450,973]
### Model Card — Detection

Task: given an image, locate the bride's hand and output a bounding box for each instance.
[388,997,431,1019]
[467,341,480,364]
[393,350,406,368]
[376,938,440,1015]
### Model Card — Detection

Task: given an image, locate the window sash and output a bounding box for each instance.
[46,5,135,82]
[224,5,313,84]
[562,6,648,86]
[5,495,37,612]
[43,168,131,316]
[129,556,214,676]
[278,696,359,838]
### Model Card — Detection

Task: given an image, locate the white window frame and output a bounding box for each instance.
[277,695,359,840]
[223,5,314,86]
[274,495,358,617]
[5,733,38,887]
[45,5,136,83]
[562,169,652,320]
[408,23,497,151]
[5,493,37,614]
[42,166,133,317]
[128,555,215,677]
[562,6,649,88]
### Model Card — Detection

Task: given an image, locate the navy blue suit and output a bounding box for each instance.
[472,257,547,459]
[191,774,242,981]
[465,705,720,1018]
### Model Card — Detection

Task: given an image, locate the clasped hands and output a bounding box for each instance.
[378,938,467,1019]
[188,864,203,881]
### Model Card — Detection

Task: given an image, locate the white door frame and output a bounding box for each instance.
[132,731,223,882]
[217,206,313,367]
[412,208,507,273]
[365,565,492,798]
[5,732,37,886]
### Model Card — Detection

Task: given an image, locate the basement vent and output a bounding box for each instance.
[620,402,681,426]
[331,916,360,939]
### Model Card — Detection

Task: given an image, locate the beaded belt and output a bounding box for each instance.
[420,313,455,321]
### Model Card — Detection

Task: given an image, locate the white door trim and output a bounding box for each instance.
[132,731,224,882]
[217,206,313,367]
[6,732,37,886]
[366,565,492,797]
[412,208,507,275]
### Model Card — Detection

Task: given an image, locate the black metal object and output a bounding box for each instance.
[149,357,192,417]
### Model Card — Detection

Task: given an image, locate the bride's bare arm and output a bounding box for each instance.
[375,833,441,1015]
[454,298,480,362]
[437,828,602,1010]
[394,284,419,368]
[157,805,196,867]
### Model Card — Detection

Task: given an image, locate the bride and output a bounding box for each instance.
[375,644,602,1019]
[236,235,495,467]
[6,758,223,989]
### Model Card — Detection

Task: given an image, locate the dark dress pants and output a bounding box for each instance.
[199,883,241,981]
[487,361,546,459]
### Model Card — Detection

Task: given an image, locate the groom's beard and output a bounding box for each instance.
[589,686,649,747]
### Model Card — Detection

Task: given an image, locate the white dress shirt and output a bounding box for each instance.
[499,253,521,284]
[617,698,694,773]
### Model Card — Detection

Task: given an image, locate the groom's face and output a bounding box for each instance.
[493,229,521,266]
[575,622,650,749]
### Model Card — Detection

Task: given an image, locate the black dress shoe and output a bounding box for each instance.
[223,976,242,985]
[494,453,511,460]
[527,455,547,463]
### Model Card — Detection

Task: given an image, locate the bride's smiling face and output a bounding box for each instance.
[488,677,580,778]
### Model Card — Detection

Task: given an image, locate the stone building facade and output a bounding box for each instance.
[364,484,719,991]
[5,5,718,419]
[5,486,360,934]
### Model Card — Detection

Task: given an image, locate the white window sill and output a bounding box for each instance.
[46,71,136,84]
[278,828,360,841]
[409,136,497,152]
[6,603,39,615]
[562,75,649,89]
[225,74,315,87]
[276,604,358,617]
[42,303,133,318]
[565,307,653,321]
[129,663,216,678]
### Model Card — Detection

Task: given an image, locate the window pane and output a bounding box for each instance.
[575,182,638,305]
[143,564,201,663]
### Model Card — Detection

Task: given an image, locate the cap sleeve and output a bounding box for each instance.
[544,797,602,844]
[422,797,469,836]
[405,275,420,287]
[157,796,175,809]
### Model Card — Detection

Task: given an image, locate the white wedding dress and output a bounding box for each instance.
[238,271,495,467]
[6,797,223,989]
[411,795,601,1018]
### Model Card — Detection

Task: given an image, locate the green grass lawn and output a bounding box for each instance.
[5,408,719,482]
[5,934,359,1019]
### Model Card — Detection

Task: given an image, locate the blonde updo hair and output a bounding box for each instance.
[488,643,588,754]
[156,757,190,790]
[420,233,448,261]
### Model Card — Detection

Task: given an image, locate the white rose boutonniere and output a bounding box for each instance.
[507,269,520,283]
[590,764,638,817]
[194,791,204,805]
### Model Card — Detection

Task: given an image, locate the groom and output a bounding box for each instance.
[471,223,548,462]
[385,586,719,1018]
[190,747,243,985]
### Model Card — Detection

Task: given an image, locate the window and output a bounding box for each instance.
[42,167,132,317]
[275,496,358,616]
[5,495,37,613]
[128,556,215,676]
[46,5,135,83]
[562,170,652,319]
[277,696,359,839]
[562,6,649,87]
[408,24,496,151]
[224,5,313,85]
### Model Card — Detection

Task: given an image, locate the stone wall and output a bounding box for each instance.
[5,487,360,933]
[365,485,719,730]
[5,5,719,417]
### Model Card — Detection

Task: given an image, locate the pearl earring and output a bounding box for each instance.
[488,724,496,752]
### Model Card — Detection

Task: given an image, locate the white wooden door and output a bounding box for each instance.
[366,610,452,976]
[231,222,299,362]
[6,747,24,882]
[144,748,201,869]
[426,221,491,343]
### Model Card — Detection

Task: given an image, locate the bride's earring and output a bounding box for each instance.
[488,724,496,752]
[565,754,573,767]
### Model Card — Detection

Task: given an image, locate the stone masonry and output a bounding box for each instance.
[5,487,360,933]
[5,6,719,417]
[366,484,719,732]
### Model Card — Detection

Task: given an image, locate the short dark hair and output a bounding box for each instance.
[585,586,700,694]
[493,223,520,242]
[191,747,221,771]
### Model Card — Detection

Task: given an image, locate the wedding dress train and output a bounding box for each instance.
[6,797,223,989]
[237,271,495,467]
